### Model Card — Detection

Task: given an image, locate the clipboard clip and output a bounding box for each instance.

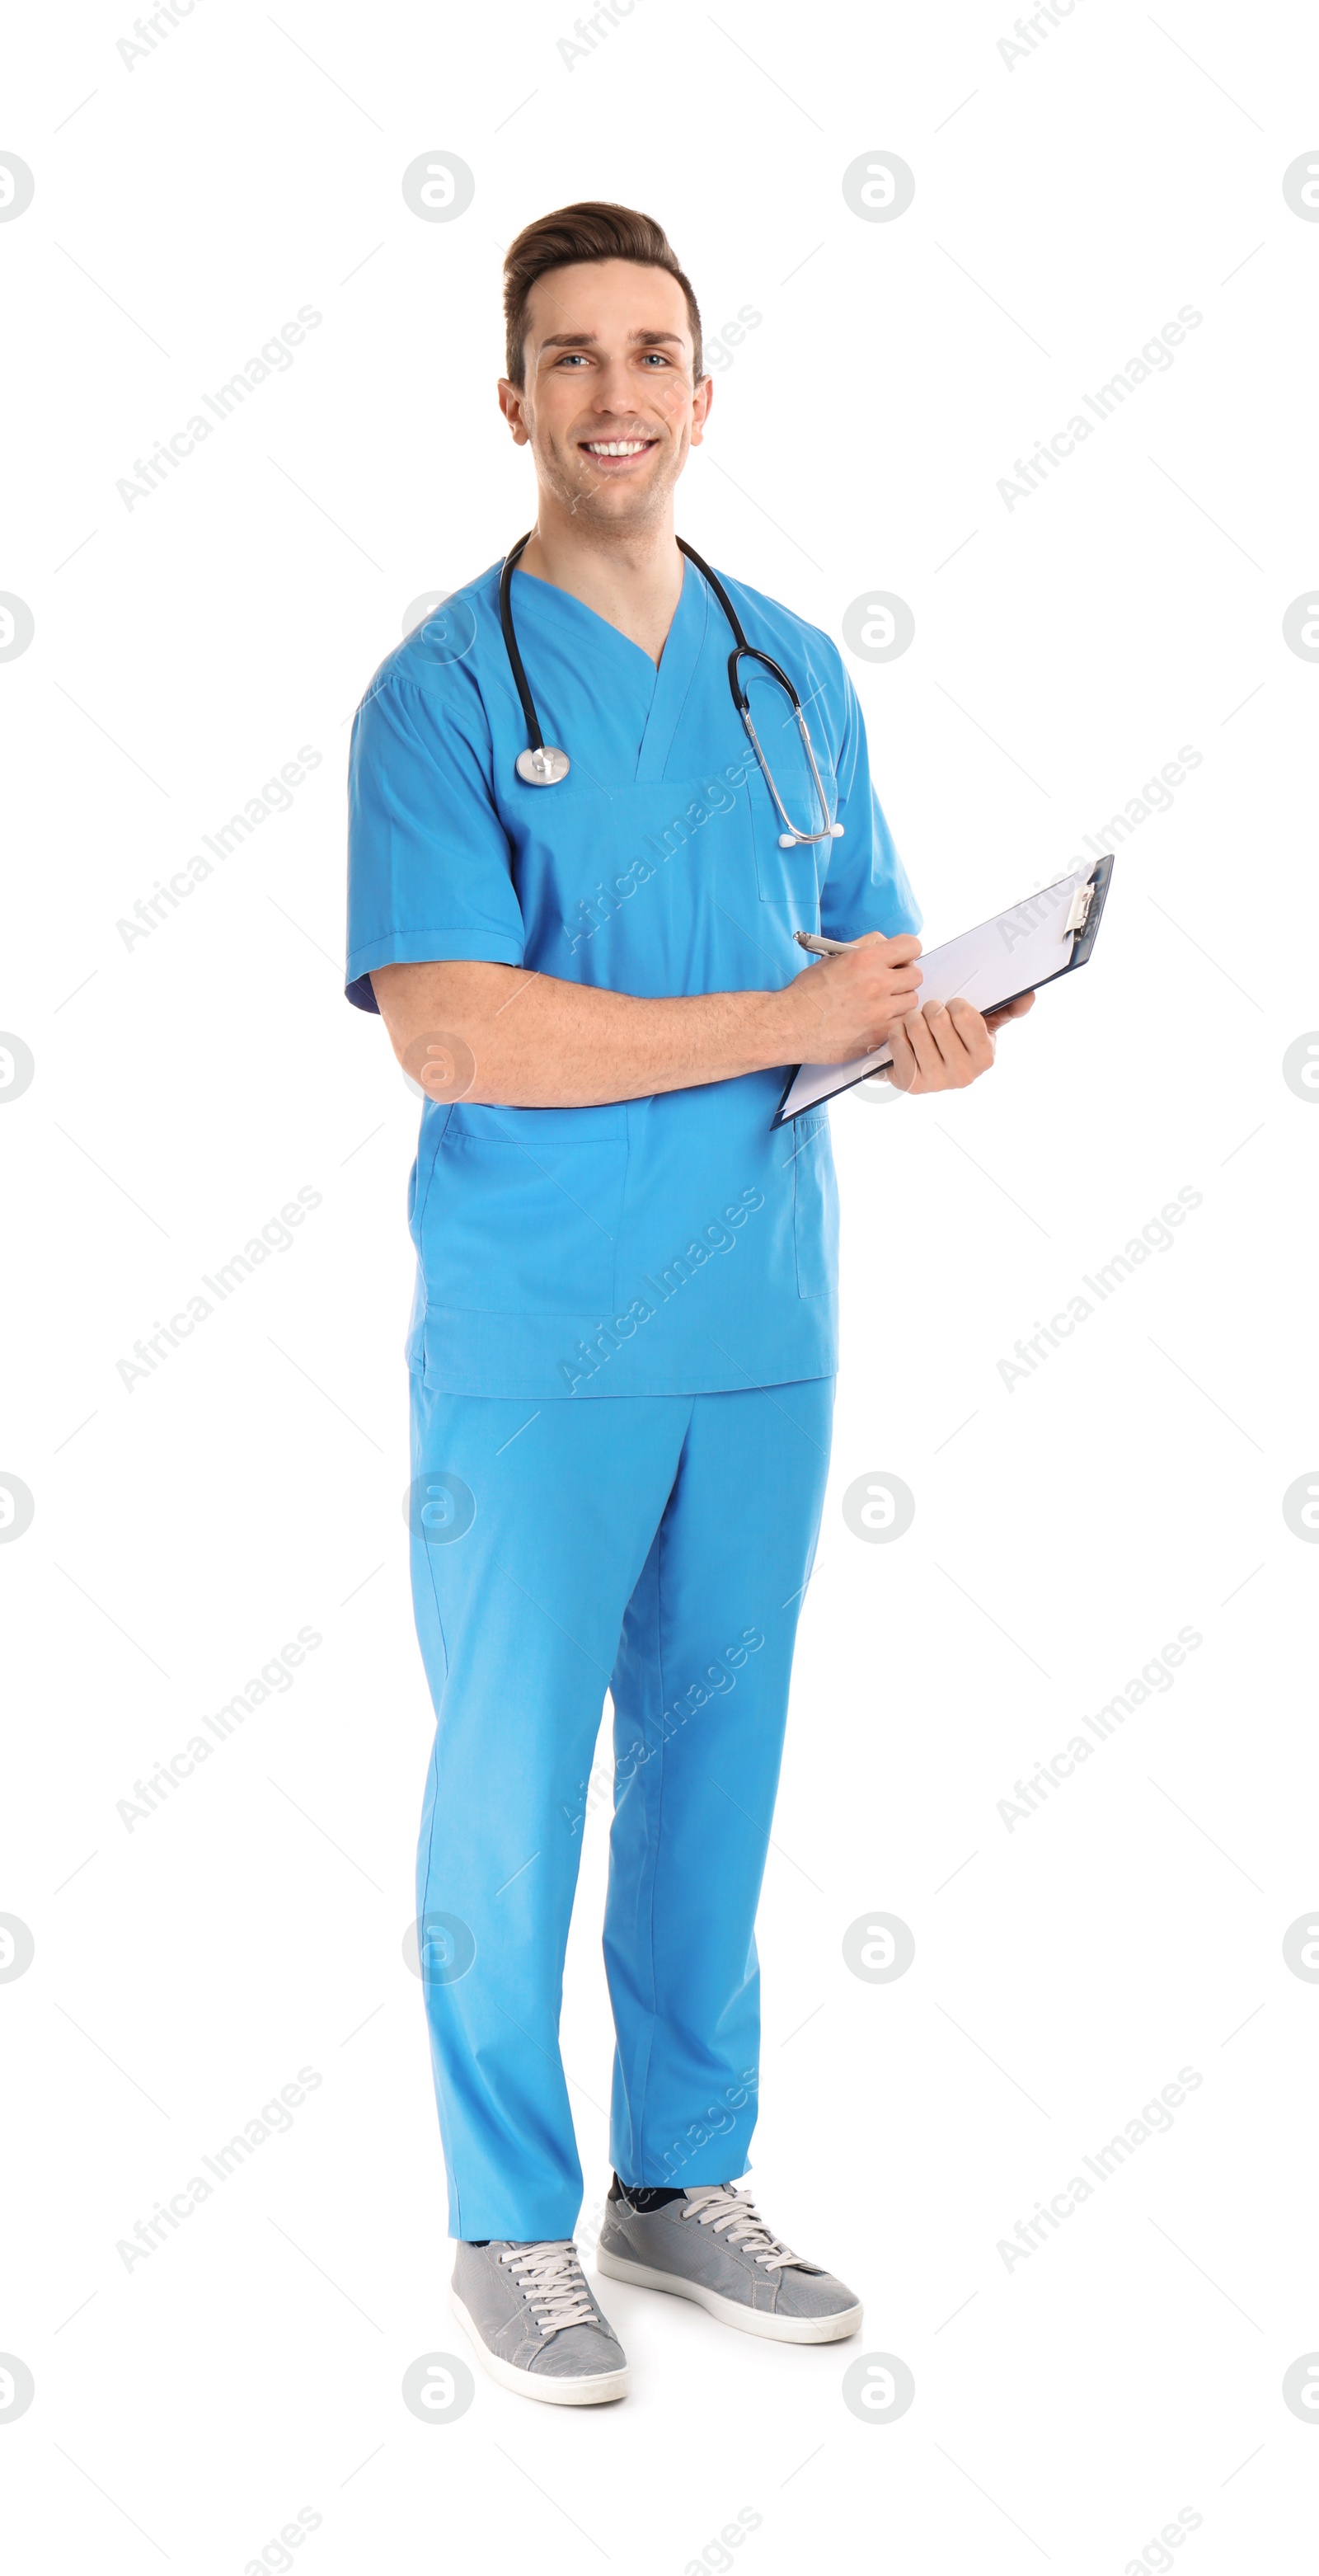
[1063,877,1096,936]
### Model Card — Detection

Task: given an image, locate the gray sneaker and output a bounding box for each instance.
[596,2182,862,2344]
[450,2238,629,2404]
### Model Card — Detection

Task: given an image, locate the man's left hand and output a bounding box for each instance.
[883,989,1035,1095]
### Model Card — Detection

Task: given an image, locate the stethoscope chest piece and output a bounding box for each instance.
[514,744,570,786]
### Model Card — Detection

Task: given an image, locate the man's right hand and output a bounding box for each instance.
[776,933,924,1065]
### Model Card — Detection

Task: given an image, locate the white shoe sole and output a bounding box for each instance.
[594,2246,863,2344]
[448,2287,630,2404]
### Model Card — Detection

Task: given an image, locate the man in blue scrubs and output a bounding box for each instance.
[346,201,1031,2404]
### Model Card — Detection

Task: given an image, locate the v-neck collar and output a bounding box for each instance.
[636,557,709,783]
[508,556,711,783]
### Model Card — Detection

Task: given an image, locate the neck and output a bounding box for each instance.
[516,500,684,665]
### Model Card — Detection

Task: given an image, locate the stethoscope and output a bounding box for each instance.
[498,532,844,849]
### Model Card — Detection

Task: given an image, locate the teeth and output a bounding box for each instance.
[584,440,648,455]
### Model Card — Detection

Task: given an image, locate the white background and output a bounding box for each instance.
[3,0,1319,2566]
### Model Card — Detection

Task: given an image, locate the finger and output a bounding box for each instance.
[943,997,995,1075]
[945,995,993,1047]
[895,1004,943,1084]
[985,990,1035,1030]
[906,999,985,1090]
[846,930,922,959]
[885,1014,919,1093]
[885,970,924,1006]
[846,946,922,993]
[927,996,961,1043]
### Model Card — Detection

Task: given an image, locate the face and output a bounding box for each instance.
[499,259,712,531]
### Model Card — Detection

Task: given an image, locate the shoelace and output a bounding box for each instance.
[681,2183,807,2272]
[500,2239,598,2338]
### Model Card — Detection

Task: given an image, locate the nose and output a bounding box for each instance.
[582,354,650,417]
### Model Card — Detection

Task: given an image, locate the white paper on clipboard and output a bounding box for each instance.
[776,865,1099,1123]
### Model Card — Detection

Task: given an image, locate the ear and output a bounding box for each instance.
[498,378,532,447]
[689,374,714,449]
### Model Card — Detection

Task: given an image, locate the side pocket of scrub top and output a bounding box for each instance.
[420,1102,628,1315]
[791,1106,837,1300]
[405,1105,453,1369]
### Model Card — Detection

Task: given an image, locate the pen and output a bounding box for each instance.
[793,930,859,957]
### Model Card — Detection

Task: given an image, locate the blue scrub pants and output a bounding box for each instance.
[408,1374,835,2242]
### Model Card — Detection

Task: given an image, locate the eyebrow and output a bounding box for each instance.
[537,329,687,352]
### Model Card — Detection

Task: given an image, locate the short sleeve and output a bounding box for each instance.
[345,670,526,1013]
[817,670,922,944]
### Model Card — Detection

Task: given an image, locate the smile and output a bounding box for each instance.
[580,439,656,457]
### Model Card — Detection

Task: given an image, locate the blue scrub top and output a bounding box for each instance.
[345,555,922,1398]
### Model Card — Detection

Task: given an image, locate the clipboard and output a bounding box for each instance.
[771,852,1115,1127]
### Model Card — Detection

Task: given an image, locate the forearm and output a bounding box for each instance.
[370,959,801,1105]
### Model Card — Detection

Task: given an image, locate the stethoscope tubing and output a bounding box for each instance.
[499,533,549,753]
[498,532,842,846]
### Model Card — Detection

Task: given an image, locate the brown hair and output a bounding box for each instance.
[502,200,703,388]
